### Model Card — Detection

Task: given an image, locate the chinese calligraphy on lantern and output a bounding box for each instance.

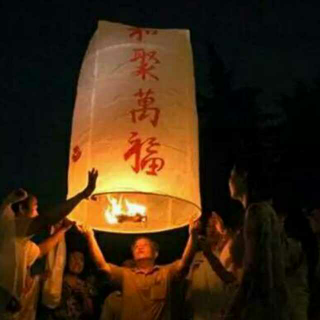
[124,132,165,176]
[130,49,160,81]
[124,27,165,176]
[130,88,160,127]
[128,27,158,42]
[72,145,82,162]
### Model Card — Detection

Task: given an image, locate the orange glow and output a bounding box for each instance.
[67,21,202,233]
[104,195,147,224]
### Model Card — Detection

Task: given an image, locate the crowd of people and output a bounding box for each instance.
[0,161,320,320]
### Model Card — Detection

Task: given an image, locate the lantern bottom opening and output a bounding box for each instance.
[69,192,201,234]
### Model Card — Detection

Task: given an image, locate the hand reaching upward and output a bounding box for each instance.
[82,168,98,199]
[189,218,201,237]
[76,223,94,239]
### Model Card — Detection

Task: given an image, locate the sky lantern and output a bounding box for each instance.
[67,21,201,233]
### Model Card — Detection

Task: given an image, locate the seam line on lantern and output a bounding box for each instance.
[91,191,202,211]
[86,29,99,223]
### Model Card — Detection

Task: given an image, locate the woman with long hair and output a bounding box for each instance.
[224,158,289,320]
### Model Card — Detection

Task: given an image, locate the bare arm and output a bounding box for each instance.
[26,192,86,236]
[77,225,112,276]
[176,219,200,277]
[37,220,73,258]
[200,238,236,284]
[25,169,98,236]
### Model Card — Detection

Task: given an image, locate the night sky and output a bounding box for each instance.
[1,1,320,262]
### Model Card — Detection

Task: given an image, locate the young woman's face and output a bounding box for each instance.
[68,252,84,274]
[206,215,226,247]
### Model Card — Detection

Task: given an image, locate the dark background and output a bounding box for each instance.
[1,0,320,264]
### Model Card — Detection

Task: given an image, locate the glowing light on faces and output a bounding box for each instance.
[104,195,147,225]
[132,238,156,261]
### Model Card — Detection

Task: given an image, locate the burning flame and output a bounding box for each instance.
[104,195,147,224]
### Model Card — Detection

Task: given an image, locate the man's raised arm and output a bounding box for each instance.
[77,224,112,277]
[176,219,200,277]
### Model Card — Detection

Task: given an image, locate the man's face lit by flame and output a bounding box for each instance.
[132,238,157,262]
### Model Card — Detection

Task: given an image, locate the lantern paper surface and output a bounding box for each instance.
[68,21,201,233]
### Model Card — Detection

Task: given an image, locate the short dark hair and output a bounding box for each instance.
[131,237,159,254]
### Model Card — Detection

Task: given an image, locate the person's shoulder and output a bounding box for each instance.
[156,261,179,274]
[247,201,273,211]
[247,202,275,218]
[122,266,135,275]
[160,260,181,268]
[286,237,303,257]
[15,216,35,237]
[108,263,125,271]
[245,202,277,232]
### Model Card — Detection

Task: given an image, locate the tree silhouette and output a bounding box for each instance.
[197,43,265,224]
[197,43,296,225]
[280,77,320,156]
[276,76,320,210]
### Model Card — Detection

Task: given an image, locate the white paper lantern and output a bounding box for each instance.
[68,21,201,233]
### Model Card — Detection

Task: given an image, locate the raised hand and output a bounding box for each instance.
[189,218,201,236]
[82,168,98,199]
[211,211,227,236]
[76,223,94,239]
[60,218,76,232]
